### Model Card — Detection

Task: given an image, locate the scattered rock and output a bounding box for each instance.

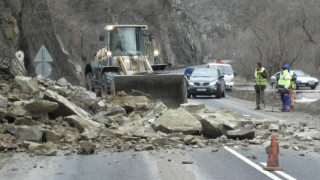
[0,73,319,157]
[182,161,193,164]
[78,141,96,154]
[212,148,218,152]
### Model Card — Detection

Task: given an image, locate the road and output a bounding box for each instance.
[2,145,319,180]
[1,95,320,180]
[235,85,320,102]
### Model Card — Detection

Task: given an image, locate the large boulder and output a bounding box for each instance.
[93,106,126,118]
[15,125,43,142]
[64,115,105,140]
[106,92,151,113]
[12,76,39,94]
[153,107,202,135]
[0,95,8,108]
[22,141,55,155]
[226,127,255,140]
[196,111,238,138]
[64,115,104,133]
[67,86,98,110]
[0,82,10,94]
[199,118,223,138]
[180,103,207,113]
[43,129,63,142]
[7,101,32,117]
[44,89,91,119]
[0,65,14,84]
[142,101,167,118]
[24,99,58,114]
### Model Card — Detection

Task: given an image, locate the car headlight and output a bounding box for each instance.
[187,81,194,85]
[209,80,218,86]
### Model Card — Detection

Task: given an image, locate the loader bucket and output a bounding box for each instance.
[112,74,187,107]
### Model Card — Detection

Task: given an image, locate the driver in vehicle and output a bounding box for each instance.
[115,35,129,51]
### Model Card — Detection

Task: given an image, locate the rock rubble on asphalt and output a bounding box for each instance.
[0,65,319,156]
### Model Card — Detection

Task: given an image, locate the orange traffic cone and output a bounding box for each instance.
[264,135,283,171]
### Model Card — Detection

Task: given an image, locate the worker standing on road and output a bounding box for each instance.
[254,62,267,110]
[277,65,291,112]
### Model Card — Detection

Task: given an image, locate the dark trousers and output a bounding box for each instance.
[255,85,266,107]
[281,93,290,111]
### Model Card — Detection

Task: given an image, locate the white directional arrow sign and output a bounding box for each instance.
[34,45,53,77]
[34,45,53,62]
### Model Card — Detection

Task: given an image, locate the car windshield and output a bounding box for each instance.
[191,70,218,78]
[292,70,308,77]
[208,65,233,75]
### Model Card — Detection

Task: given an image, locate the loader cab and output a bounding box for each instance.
[104,25,147,56]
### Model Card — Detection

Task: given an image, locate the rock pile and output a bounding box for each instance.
[0,65,319,156]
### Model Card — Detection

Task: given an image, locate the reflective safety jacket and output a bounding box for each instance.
[290,71,297,89]
[278,69,291,89]
[254,67,267,85]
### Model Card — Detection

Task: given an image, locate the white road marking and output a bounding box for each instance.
[224,146,282,180]
[260,162,297,180]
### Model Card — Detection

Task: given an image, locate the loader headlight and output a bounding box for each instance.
[106,51,112,56]
[105,25,114,31]
[154,50,159,56]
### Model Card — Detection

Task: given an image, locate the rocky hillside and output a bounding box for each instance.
[1,0,320,85]
[0,0,202,86]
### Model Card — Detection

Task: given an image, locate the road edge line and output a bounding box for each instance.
[224,146,282,180]
[260,162,297,180]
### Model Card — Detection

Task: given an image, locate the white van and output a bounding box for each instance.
[206,63,236,90]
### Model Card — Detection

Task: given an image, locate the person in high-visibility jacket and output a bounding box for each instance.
[254,62,267,110]
[277,64,291,112]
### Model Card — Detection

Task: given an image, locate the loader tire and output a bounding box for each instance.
[85,72,93,92]
[100,73,108,97]
[101,72,115,97]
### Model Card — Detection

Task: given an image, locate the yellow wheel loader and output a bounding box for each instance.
[84,25,187,106]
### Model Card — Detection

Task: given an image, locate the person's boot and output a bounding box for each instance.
[255,106,260,110]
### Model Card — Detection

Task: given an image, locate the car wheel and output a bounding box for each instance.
[192,94,197,98]
[216,88,222,99]
[311,86,316,90]
[187,94,191,98]
[295,84,299,90]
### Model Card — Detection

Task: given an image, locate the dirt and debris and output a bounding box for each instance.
[0,65,319,156]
